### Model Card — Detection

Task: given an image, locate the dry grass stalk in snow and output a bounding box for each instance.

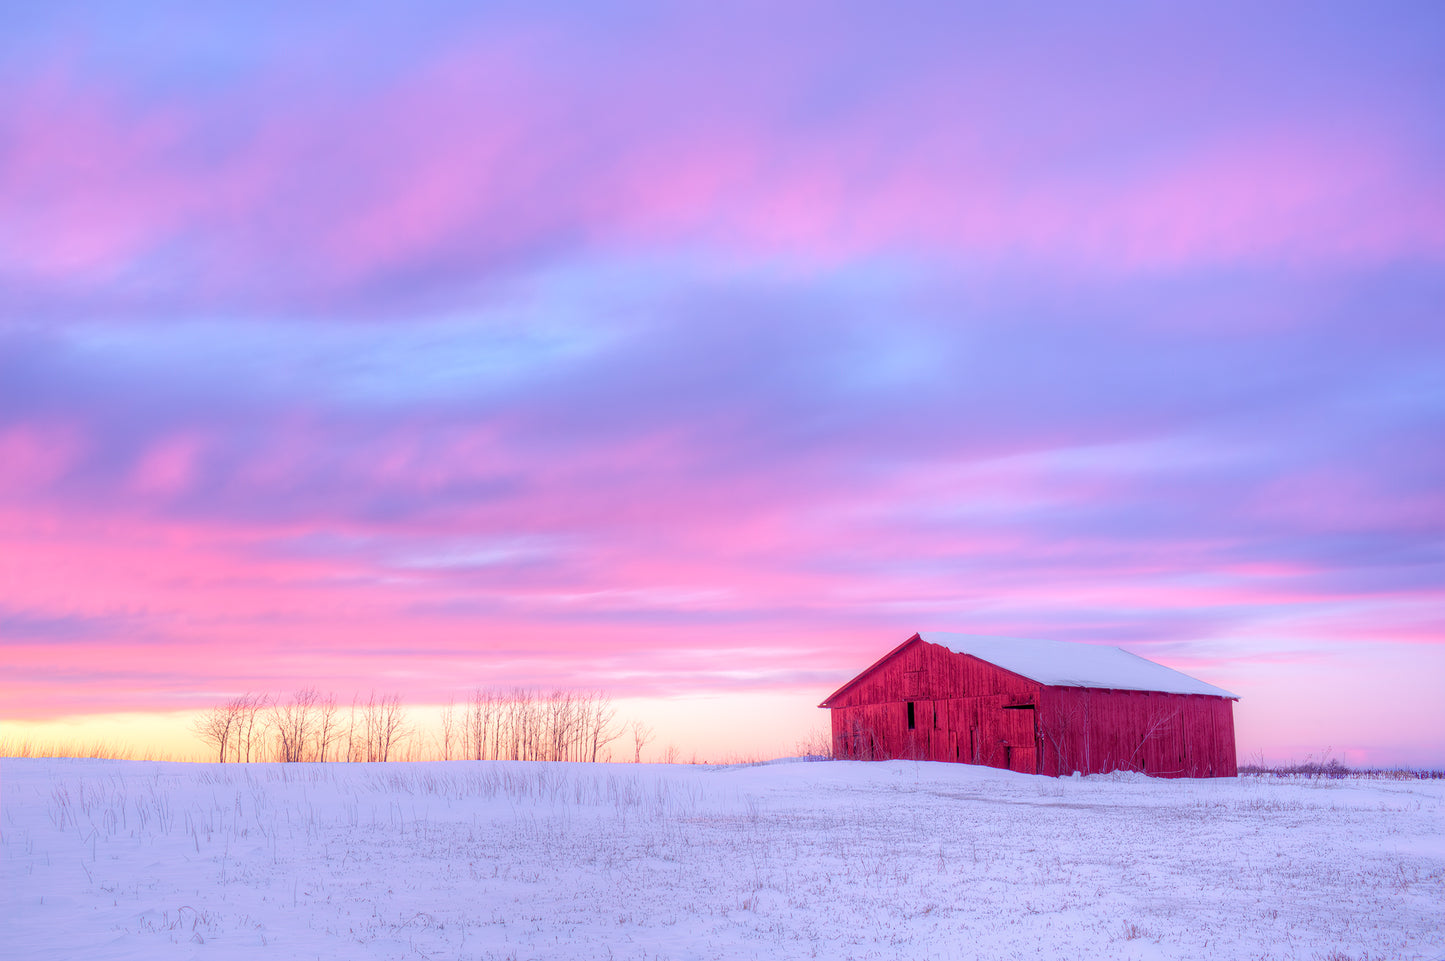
[2,758,1442,960]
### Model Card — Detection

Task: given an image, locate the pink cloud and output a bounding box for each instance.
[0,423,85,492]
[4,23,1442,315]
[130,433,206,496]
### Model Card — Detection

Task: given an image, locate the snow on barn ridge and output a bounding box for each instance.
[916,632,1239,699]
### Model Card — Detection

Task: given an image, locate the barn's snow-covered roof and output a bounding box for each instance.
[918,632,1238,699]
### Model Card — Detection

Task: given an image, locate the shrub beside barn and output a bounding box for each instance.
[820,633,1238,778]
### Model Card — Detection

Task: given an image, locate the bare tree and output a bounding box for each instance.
[269,687,325,762]
[361,691,408,762]
[346,696,360,762]
[1040,703,1079,775]
[192,698,244,763]
[313,691,341,762]
[463,688,494,761]
[439,698,457,761]
[545,688,574,762]
[585,691,623,762]
[631,720,655,764]
[236,693,269,762]
[1127,705,1181,775]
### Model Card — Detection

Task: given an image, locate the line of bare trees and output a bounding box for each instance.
[194,687,653,764]
[439,688,625,762]
[192,689,411,764]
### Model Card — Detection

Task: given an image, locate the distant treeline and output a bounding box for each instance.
[192,689,408,764]
[439,688,624,763]
[1237,753,1445,780]
[192,688,643,764]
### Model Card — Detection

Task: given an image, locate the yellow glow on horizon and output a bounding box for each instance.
[0,690,833,764]
[1,711,206,760]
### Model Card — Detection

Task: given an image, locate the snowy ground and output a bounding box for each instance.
[2,759,1441,960]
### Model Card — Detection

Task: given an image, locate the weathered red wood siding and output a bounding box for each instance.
[825,636,1237,778]
[827,637,1042,771]
[1035,687,1236,778]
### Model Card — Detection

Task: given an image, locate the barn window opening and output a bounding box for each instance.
[907,701,916,730]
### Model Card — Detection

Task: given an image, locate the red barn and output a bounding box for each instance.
[820,633,1238,778]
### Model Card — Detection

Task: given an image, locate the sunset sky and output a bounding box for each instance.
[3,3,1443,765]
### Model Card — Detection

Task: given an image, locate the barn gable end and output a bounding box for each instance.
[821,633,1238,778]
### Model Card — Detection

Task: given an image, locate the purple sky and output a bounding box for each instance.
[2,3,1443,764]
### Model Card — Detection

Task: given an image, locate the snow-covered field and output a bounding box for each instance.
[2,759,1441,960]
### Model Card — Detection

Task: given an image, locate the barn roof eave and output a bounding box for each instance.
[817,633,923,708]
[1037,683,1241,702]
